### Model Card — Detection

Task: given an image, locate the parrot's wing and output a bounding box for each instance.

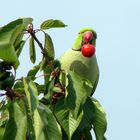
[91,72,99,96]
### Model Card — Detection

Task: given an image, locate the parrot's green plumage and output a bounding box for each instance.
[60,28,99,95]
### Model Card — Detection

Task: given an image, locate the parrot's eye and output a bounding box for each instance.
[93,33,97,39]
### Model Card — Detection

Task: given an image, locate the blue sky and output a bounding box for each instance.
[1,0,140,139]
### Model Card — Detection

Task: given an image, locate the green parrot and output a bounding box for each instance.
[60,28,99,96]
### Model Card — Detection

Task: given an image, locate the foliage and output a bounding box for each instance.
[0,18,107,140]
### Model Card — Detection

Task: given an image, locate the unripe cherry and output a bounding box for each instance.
[81,44,95,57]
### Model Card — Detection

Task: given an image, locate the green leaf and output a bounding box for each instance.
[13,32,24,48]
[36,84,46,94]
[79,97,107,140]
[39,57,46,71]
[38,103,62,140]
[23,77,39,113]
[55,97,83,140]
[43,64,53,84]
[0,127,5,139]
[0,18,33,68]
[83,129,93,140]
[40,19,67,30]
[44,33,55,60]
[0,109,8,139]
[53,86,62,93]
[13,80,25,94]
[44,78,55,101]
[92,98,107,140]
[0,43,19,68]
[23,78,39,140]
[59,70,67,87]
[23,77,47,140]
[23,77,62,140]
[27,64,40,80]
[2,101,27,140]
[65,71,93,118]
[13,17,32,50]
[0,72,15,90]
[72,128,93,140]
[29,37,36,64]
[78,98,95,131]
[15,40,25,57]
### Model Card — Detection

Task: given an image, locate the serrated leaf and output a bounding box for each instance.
[38,103,62,140]
[2,101,27,140]
[92,98,107,140]
[44,33,54,60]
[78,98,95,131]
[55,97,83,140]
[65,71,93,118]
[41,19,67,30]
[0,18,33,68]
[23,77,62,140]
[29,37,36,64]
[23,78,38,140]
[23,77,47,140]
[79,97,107,140]
[33,108,46,140]
[23,77,39,112]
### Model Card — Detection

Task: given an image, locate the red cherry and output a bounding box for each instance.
[83,31,93,43]
[81,44,95,57]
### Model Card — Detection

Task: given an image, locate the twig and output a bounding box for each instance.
[30,31,54,70]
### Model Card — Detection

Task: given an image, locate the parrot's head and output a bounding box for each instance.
[72,28,97,57]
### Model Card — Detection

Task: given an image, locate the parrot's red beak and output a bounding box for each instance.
[83,31,93,44]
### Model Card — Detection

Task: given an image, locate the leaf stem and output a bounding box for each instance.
[30,31,45,55]
[30,31,54,70]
